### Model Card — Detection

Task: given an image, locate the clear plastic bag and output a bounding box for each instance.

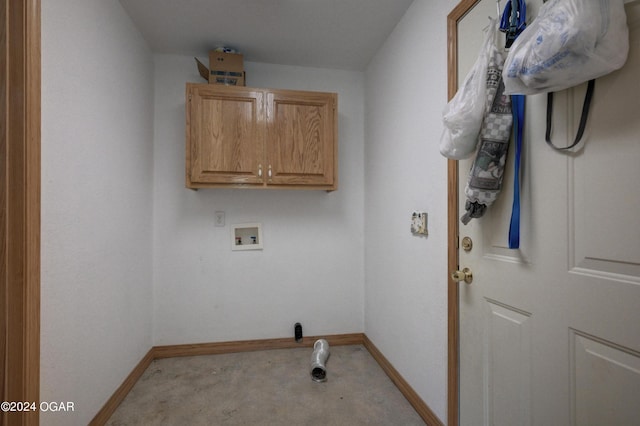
[503,0,629,95]
[440,20,498,160]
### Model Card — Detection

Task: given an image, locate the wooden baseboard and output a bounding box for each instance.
[88,348,155,426]
[153,333,365,359]
[363,335,444,426]
[91,333,442,426]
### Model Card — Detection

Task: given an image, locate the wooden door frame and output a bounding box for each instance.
[1,0,41,425]
[446,1,481,425]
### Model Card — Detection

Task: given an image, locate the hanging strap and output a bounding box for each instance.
[545,79,596,151]
[508,95,525,249]
[503,0,527,249]
[499,0,527,48]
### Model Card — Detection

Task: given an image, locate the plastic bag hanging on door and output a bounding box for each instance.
[461,23,513,225]
[503,0,629,95]
[439,19,498,160]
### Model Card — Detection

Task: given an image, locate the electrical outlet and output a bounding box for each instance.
[215,211,225,227]
[411,212,428,236]
[294,322,303,342]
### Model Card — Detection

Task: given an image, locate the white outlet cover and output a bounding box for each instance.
[215,211,225,227]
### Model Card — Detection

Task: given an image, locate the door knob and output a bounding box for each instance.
[452,268,473,284]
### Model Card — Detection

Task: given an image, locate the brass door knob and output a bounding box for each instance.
[452,268,473,284]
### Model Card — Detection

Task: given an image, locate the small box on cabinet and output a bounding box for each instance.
[209,51,244,73]
[195,50,246,86]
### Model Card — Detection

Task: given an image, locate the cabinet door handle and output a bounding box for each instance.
[268,165,272,179]
[258,164,263,178]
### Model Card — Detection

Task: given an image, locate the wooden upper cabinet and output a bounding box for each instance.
[186,84,264,186]
[186,83,337,191]
[266,90,336,188]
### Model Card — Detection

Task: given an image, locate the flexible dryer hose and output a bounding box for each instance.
[310,339,330,382]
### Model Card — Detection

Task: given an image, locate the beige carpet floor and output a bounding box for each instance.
[106,344,426,425]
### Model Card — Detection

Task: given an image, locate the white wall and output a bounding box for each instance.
[41,0,154,424]
[152,57,365,344]
[364,0,453,422]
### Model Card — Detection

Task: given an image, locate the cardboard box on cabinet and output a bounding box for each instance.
[195,51,245,86]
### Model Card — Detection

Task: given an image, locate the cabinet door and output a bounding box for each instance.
[186,84,265,187]
[266,90,337,190]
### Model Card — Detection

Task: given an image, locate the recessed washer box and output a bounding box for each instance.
[231,223,263,251]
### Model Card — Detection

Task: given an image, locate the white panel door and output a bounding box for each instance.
[457,1,640,425]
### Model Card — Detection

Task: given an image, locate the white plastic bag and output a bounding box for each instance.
[503,0,629,95]
[440,20,498,160]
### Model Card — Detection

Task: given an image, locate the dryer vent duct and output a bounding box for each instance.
[310,339,330,382]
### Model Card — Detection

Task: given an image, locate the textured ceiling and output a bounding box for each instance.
[119,0,414,71]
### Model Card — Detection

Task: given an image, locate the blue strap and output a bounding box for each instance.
[508,94,525,249]
[502,0,527,249]
[499,0,527,48]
